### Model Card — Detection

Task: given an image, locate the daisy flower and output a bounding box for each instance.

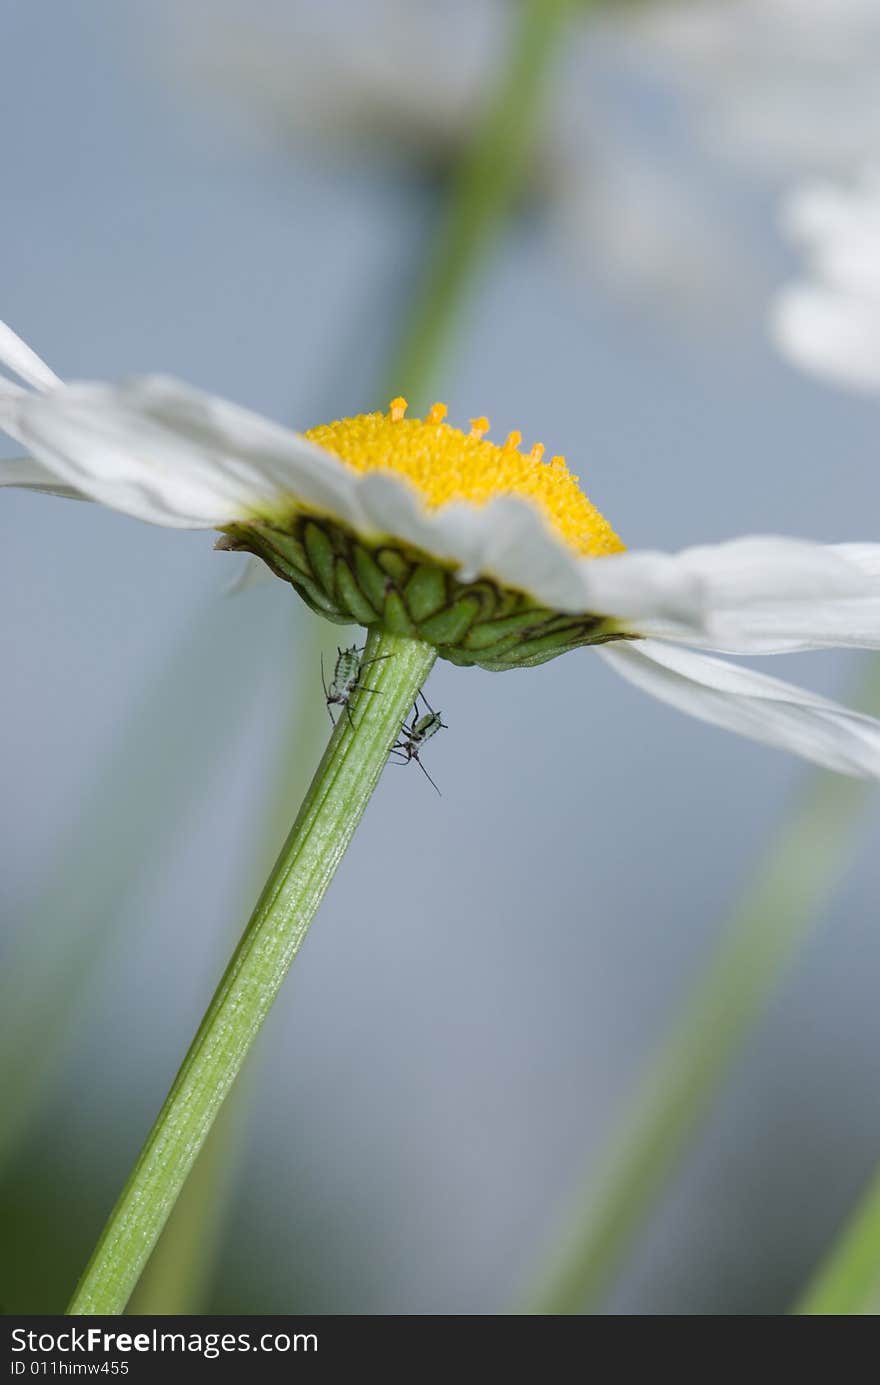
[772,168,880,394]
[4,320,880,778]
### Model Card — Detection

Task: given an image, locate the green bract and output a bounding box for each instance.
[220,515,622,671]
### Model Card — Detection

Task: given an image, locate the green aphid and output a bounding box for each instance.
[390,692,448,795]
[321,643,391,727]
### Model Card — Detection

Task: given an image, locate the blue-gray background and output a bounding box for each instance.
[2,0,879,1314]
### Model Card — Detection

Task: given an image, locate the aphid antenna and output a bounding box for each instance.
[416,689,447,725]
[388,722,443,794]
[416,689,448,729]
[414,755,442,796]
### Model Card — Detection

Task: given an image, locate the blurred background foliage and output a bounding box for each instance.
[2,0,880,1314]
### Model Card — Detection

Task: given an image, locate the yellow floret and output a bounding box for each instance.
[305,401,624,559]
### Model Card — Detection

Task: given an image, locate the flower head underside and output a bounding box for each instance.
[5,319,880,776]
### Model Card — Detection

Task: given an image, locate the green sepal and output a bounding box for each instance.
[419,596,482,647]
[303,522,337,601]
[462,608,555,651]
[376,548,410,586]
[335,560,377,626]
[382,587,418,638]
[404,565,448,623]
[352,544,389,612]
[220,516,619,671]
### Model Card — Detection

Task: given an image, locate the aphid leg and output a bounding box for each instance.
[343,682,383,730]
[320,652,337,727]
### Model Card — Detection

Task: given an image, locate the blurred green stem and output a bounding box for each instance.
[520,663,880,1315]
[0,594,275,1177]
[67,630,436,1315]
[797,1157,880,1314]
[385,0,576,405]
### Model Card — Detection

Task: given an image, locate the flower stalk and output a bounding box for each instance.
[384,0,577,405]
[61,0,576,1318]
[67,628,436,1315]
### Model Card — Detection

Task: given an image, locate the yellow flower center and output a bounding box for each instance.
[305,399,624,558]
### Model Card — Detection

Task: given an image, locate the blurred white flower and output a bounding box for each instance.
[625,0,880,175]
[158,0,758,320]
[160,0,880,322]
[772,168,880,393]
[172,0,491,175]
[6,320,880,778]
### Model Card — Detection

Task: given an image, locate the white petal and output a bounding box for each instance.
[782,174,880,296]
[836,542,880,578]
[813,234,880,299]
[771,285,880,392]
[224,555,273,596]
[0,321,61,391]
[1,371,595,604]
[353,472,589,610]
[0,380,27,436]
[8,376,369,530]
[6,368,879,656]
[783,177,880,255]
[576,536,880,652]
[599,638,880,779]
[0,454,87,500]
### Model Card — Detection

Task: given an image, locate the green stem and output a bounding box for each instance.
[127,617,326,1316]
[383,0,576,406]
[519,678,880,1313]
[125,1097,246,1317]
[67,629,436,1315]
[127,0,575,1297]
[66,0,575,1315]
